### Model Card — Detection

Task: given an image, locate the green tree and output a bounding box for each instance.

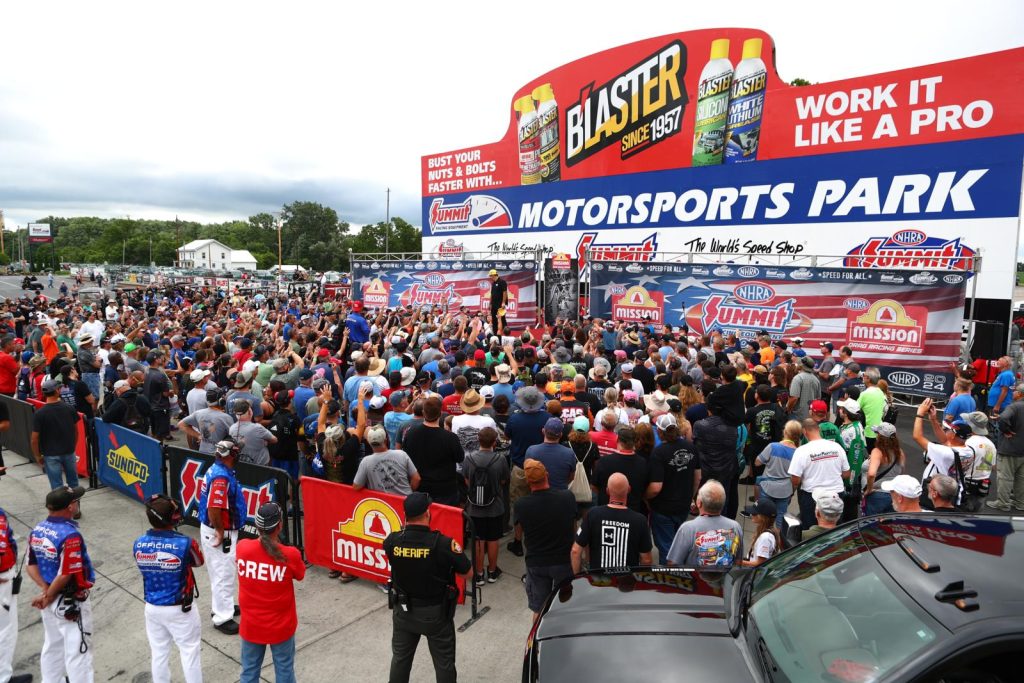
[279,201,350,272]
[789,77,813,87]
[349,217,422,256]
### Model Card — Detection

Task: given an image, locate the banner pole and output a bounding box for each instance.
[965,252,981,356]
[457,509,489,632]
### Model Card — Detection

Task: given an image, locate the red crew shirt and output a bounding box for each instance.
[236,539,305,644]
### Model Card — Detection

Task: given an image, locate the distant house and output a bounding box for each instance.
[176,239,257,271]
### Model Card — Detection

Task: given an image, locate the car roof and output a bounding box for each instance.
[859,513,1024,631]
[533,568,732,641]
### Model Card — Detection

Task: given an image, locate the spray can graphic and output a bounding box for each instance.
[532,83,560,182]
[513,95,541,185]
[692,39,733,167]
[724,37,767,163]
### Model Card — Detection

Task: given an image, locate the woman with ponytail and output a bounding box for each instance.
[236,502,306,683]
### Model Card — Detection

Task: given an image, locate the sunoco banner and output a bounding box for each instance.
[166,446,292,540]
[543,254,580,324]
[301,477,466,601]
[352,259,538,329]
[589,261,967,397]
[95,418,164,501]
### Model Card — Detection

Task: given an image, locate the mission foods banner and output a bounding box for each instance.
[301,477,467,602]
[352,259,538,328]
[421,29,1024,313]
[589,261,967,397]
[543,253,580,324]
[94,418,164,501]
[166,446,291,540]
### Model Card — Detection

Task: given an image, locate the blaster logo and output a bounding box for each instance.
[576,232,659,268]
[428,196,512,234]
[844,232,975,270]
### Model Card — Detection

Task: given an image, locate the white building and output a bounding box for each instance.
[176,239,257,271]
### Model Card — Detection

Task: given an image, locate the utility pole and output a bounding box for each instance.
[385,187,390,255]
[0,209,5,256]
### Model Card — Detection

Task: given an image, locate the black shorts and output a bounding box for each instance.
[470,515,503,542]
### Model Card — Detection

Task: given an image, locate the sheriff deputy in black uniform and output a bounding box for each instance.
[383,492,471,683]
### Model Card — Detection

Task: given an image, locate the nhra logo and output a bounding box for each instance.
[887,371,921,388]
[737,266,760,278]
[424,273,445,287]
[178,457,277,525]
[844,231,975,270]
[428,195,512,233]
[732,282,775,304]
[944,274,965,284]
[843,297,870,311]
[436,239,464,259]
[576,232,658,267]
[331,498,403,579]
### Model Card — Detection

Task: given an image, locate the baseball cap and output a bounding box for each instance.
[572,416,590,432]
[254,502,283,531]
[523,458,548,484]
[311,378,329,391]
[474,349,486,361]
[488,269,498,276]
[114,379,130,390]
[189,368,210,382]
[655,413,677,431]
[812,489,845,516]
[234,371,252,388]
[874,422,897,438]
[404,492,432,518]
[46,485,86,511]
[742,498,777,518]
[620,362,635,373]
[543,417,565,436]
[810,399,829,413]
[836,397,861,414]
[792,337,805,345]
[881,474,923,499]
[231,399,252,415]
[478,385,494,400]
[819,341,834,352]
[800,356,815,370]
[365,425,388,446]
[389,390,409,407]
[559,381,575,395]
[124,342,137,353]
[299,368,315,380]
[954,411,989,435]
[41,378,62,394]
[368,395,388,410]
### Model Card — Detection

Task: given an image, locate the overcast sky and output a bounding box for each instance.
[1,0,1021,233]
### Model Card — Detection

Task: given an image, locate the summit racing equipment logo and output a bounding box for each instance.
[847,300,927,354]
[401,273,463,308]
[686,283,811,336]
[428,195,512,234]
[576,232,658,268]
[566,40,687,166]
[612,286,664,323]
[844,231,975,270]
[435,239,464,259]
[134,550,183,570]
[331,498,403,579]
[177,457,278,526]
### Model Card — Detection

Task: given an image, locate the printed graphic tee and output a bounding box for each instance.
[236,538,306,645]
[575,505,652,570]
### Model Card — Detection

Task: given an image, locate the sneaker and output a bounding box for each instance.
[737,475,757,485]
[486,567,503,583]
[376,582,390,594]
[214,619,239,635]
[9,674,33,683]
[985,501,1011,511]
[474,573,486,587]
[506,539,524,557]
[234,605,241,618]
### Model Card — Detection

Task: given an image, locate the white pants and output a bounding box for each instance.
[145,603,203,683]
[0,567,18,683]
[200,524,237,626]
[40,596,94,683]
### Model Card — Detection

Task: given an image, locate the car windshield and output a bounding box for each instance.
[747,525,945,683]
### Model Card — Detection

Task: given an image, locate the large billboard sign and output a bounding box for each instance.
[589,261,967,397]
[421,29,1024,315]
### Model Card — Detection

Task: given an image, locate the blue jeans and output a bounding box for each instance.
[240,636,295,683]
[44,454,79,490]
[760,494,792,530]
[81,372,101,402]
[864,491,894,516]
[271,458,300,482]
[650,511,687,562]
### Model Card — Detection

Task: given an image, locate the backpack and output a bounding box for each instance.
[121,393,149,434]
[882,399,899,425]
[16,367,32,400]
[468,453,500,507]
[569,442,594,504]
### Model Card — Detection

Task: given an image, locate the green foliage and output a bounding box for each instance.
[27,202,419,271]
[789,78,813,87]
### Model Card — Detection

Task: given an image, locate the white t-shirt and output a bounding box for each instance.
[748,530,777,561]
[965,435,997,480]
[788,438,849,493]
[923,442,977,480]
[451,413,497,463]
[105,304,119,321]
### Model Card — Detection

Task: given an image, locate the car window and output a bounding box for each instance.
[748,525,945,682]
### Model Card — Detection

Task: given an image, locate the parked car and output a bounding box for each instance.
[523,513,1024,682]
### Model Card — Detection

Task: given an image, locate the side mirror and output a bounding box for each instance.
[782,514,803,549]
